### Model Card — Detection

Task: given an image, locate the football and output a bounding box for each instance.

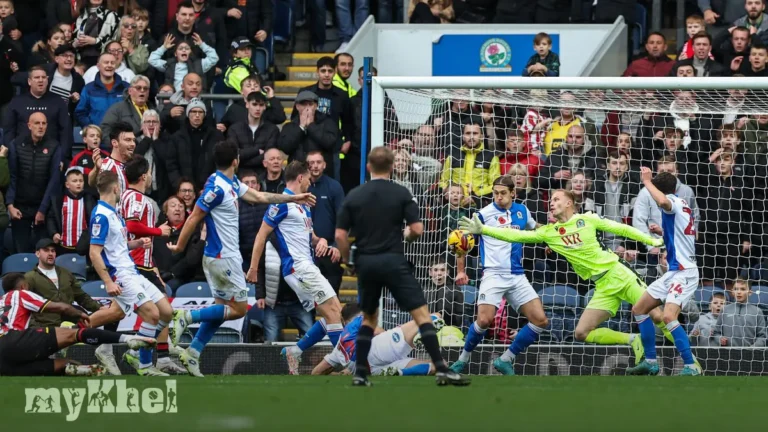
[447,230,475,255]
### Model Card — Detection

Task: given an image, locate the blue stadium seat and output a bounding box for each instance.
[211,328,243,343]
[247,283,256,298]
[175,282,210,297]
[2,253,38,276]
[165,284,173,297]
[461,284,477,305]
[694,285,727,311]
[632,4,648,55]
[540,285,579,342]
[749,286,768,312]
[55,254,87,279]
[81,281,107,298]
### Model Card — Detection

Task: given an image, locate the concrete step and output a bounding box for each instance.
[292,53,333,66]
[275,53,293,68]
[274,80,315,93]
[283,106,293,118]
[287,66,319,81]
[340,276,357,292]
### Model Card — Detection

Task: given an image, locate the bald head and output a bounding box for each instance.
[263,148,284,176]
[182,73,202,99]
[28,112,48,142]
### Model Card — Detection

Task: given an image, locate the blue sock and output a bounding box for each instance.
[458,322,486,362]
[510,323,543,356]
[635,315,657,361]
[667,320,694,365]
[296,318,326,352]
[137,322,156,368]
[400,363,431,376]
[189,320,223,355]
[190,304,226,323]
[326,323,343,347]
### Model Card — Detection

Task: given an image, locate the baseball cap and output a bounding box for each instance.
[231,37,253,50]
[54,44,76,57]
[295,90,318,104]
[36,238,56,251]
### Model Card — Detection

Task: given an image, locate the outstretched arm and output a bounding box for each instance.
[242,188,316,206]
[590,214,663,247]
[459,215,544,244]
[640,167,672,211]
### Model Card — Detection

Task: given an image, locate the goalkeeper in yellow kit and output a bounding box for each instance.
[460,189,672,365]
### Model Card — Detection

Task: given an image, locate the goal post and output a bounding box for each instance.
[368,75,768,375]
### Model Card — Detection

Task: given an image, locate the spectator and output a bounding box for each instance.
[107,0,140,17]
[437,183,472,233]
[219,74,286,131]
[0,18,21,108]
[713,26,750,68]
[565,170,596,214]
[11,44,84,115]
[733,0,768,38]
[26,238,103,328]
[135,109,173,202]
[592,149,640,252]
[542,91,597,157]
[305,0,327,53]
[307,150,344,292]
[622,32,675,77]
[712,278,767,347]
[259,148,284,193]
[86,120,135,190]
[69,125,108,182]
[160,72,212,134]
[237,170,268,266]
[82,40,136,83]
[153,195,205,292]
[341,64,366,193]
[607,132,644,175]
[690,291,725,346]
[175,177,197,215]
[46,0,80,31]
[4,66,71,162]
[523,32,560,77]
[227,91,279,175]
[279,90,338,176]
[335,0,368,53]
[132,8,157,54]
[687,32,728,76]
[427,259,465,328]
[223,0,271,48]
[700,0,746,26]
[601,90,647,147]
[743,114,768,186]
[100,74,152,141]
[115,14,149,74]
[408,0,453,23]
[439,121,499,204]
[333,52,356,97]
[734,41,768,76]
[166,98,223,189]
[519,90,549,157]
[722,85,748,125]
[7,112,61,253]
[29,27,66,67]
[223,37,258,93]
[149,33,218,92]
[46,167,95,256]
[75,52,130,128]
[678,15,709,61]
[156,82,175,106]
[72,0,119,68]
[185,0,227,71]
[499,129,543,177]
[675,58,696,77]
[392,148,414,195]
[536,124,597,191]
[709,123,751,182]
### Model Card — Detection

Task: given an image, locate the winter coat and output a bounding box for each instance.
[166,121,223,190]
[101,92,155,141]
[278,111,338,177]
[74,74,130,128]
[711,302,767,347]
[226,121,279,174]
[26,267,102,328]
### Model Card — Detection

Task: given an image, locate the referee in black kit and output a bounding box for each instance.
[335,146,470,387]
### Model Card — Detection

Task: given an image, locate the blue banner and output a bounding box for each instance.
[432,34,560,76]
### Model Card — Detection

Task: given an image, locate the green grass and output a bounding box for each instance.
[1,375,766,431]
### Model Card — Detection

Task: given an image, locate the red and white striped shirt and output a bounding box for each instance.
[102,157,127,197]
[121,188,156,268]
[61,194,87,247]
[520,108,547,152]
[0,290,49,335]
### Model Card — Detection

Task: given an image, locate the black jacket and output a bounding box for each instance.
[45,190,96,252]
[11,64,86,115]
[7,136,61,216]
[699,171,754,243]
[0,37,21,106]
[292,83,354,146]
[226,121,279,174]
[46,0,77,32]
[135,131,174,203]
[221,0,273,39]
[154,221,206,283]
[278,111,338,177]
[239,198,268,264]
[536,144,599,191]
[220,97,286,128]
[167,121,223,190]
[3,91,72,164]
[165,3,228,69]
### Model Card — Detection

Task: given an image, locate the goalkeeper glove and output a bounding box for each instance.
[459,214,484,235]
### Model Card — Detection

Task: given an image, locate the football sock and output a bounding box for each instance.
[355,325,374,375]
[635,315,657,362]
[137,322,157,369]
[77,328,121,345]
[418,323,449,373]
[400,363,431,376]
[584,328,631,345]
[458,322,487,362]
[501,323,544,362]
[667,320,695,365]
[657,320,675,344]
[326,322,343,346]
[156,320,169,359]
[189,320,223,357]
[296,318,327,353]
[190,305,227,323]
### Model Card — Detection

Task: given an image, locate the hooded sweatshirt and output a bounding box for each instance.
[712,302,767,347]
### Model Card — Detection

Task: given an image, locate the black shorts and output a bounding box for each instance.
[356,253,426,315]
[0,327,59,376]
[138,267,166,293]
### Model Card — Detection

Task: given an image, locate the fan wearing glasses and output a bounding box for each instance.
[100,75,154,146]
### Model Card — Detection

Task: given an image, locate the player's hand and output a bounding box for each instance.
[652,238,664,248]
[245,267,258,284]
[720,336,728,346]
[106,281,122,296]
[53,233,62,244]
[639,166,653,184]
[648,223,663,235]
[78,312,91,328]
[159,222,172,237]
[34,211,45,225]
[292,192,316,207]
[458,214,484,235]
[455,271,469,285]
[92,147,103,166]
[315,238,329,257]
[329,247,341,263]
[256,299,265,309]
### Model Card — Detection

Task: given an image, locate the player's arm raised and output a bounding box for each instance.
[246,221,274,283]
[589,213,663,247]
[459,215,544,244]
[639,167,672,212]
[242,188,317,206]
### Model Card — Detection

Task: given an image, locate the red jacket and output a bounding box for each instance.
[622,55,675,77]
[499,144,543,177]
[70,148,109,176]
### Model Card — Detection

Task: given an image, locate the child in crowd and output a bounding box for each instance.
[223,37,259,93]
[499,129,543,177]
[0,0,21,52]
[678,15,712,60]
[49,167,95,256]
[690,292,725,345]
[523,32,560,77]
[218,74,285,130]
[439,183,472,233]
[149,33,218,92]
[132,8,157,53]
[70,125,109,178]
[712,278,767,347]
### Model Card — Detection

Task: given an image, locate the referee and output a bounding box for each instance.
[335,146,469,387]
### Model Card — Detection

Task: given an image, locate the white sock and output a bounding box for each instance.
[458,350,471,362]
[118,335,128,343]
[646,358,657,363]
[499,349,515,363]
[188,347,201,359]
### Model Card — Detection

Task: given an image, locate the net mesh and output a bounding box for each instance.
[378,85,768,375]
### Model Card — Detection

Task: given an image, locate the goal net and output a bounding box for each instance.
[371,76,768,376]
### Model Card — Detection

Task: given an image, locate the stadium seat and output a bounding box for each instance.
[2,253,38,276]
[165,284,173,297]
[540,285,579,342]
[211,328,243,343]
[461,284,477,305]
[3,229,13,255]
[175,282,210,297]
[81,281,107,298]
[694,285,727,311]
[749,286,768,312]
[56,254,87,280]
[246,283,256,298]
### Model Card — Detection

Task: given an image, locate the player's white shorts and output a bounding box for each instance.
[646,268,699,307]
[202,256,248,302]
[113,272,165,314]
[284,260,337,312]
[478,273,539,311]
[368,328,415,375]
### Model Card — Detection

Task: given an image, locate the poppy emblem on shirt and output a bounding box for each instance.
[498,216,506,224]
[558,227,566,235]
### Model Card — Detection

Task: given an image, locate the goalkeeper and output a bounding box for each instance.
[460,189,672,363]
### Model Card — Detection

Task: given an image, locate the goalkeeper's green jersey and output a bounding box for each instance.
[480,212,663,280]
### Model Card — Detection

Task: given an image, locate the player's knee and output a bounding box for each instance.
[228,303,248,319]
[631,304,645,316]
[139,304,160,325]
[475,315,494,329]
[662,310,677,325]
[574,327,591,342]
[531,315,549,329]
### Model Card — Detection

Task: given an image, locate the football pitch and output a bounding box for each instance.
[1,375,766,431]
